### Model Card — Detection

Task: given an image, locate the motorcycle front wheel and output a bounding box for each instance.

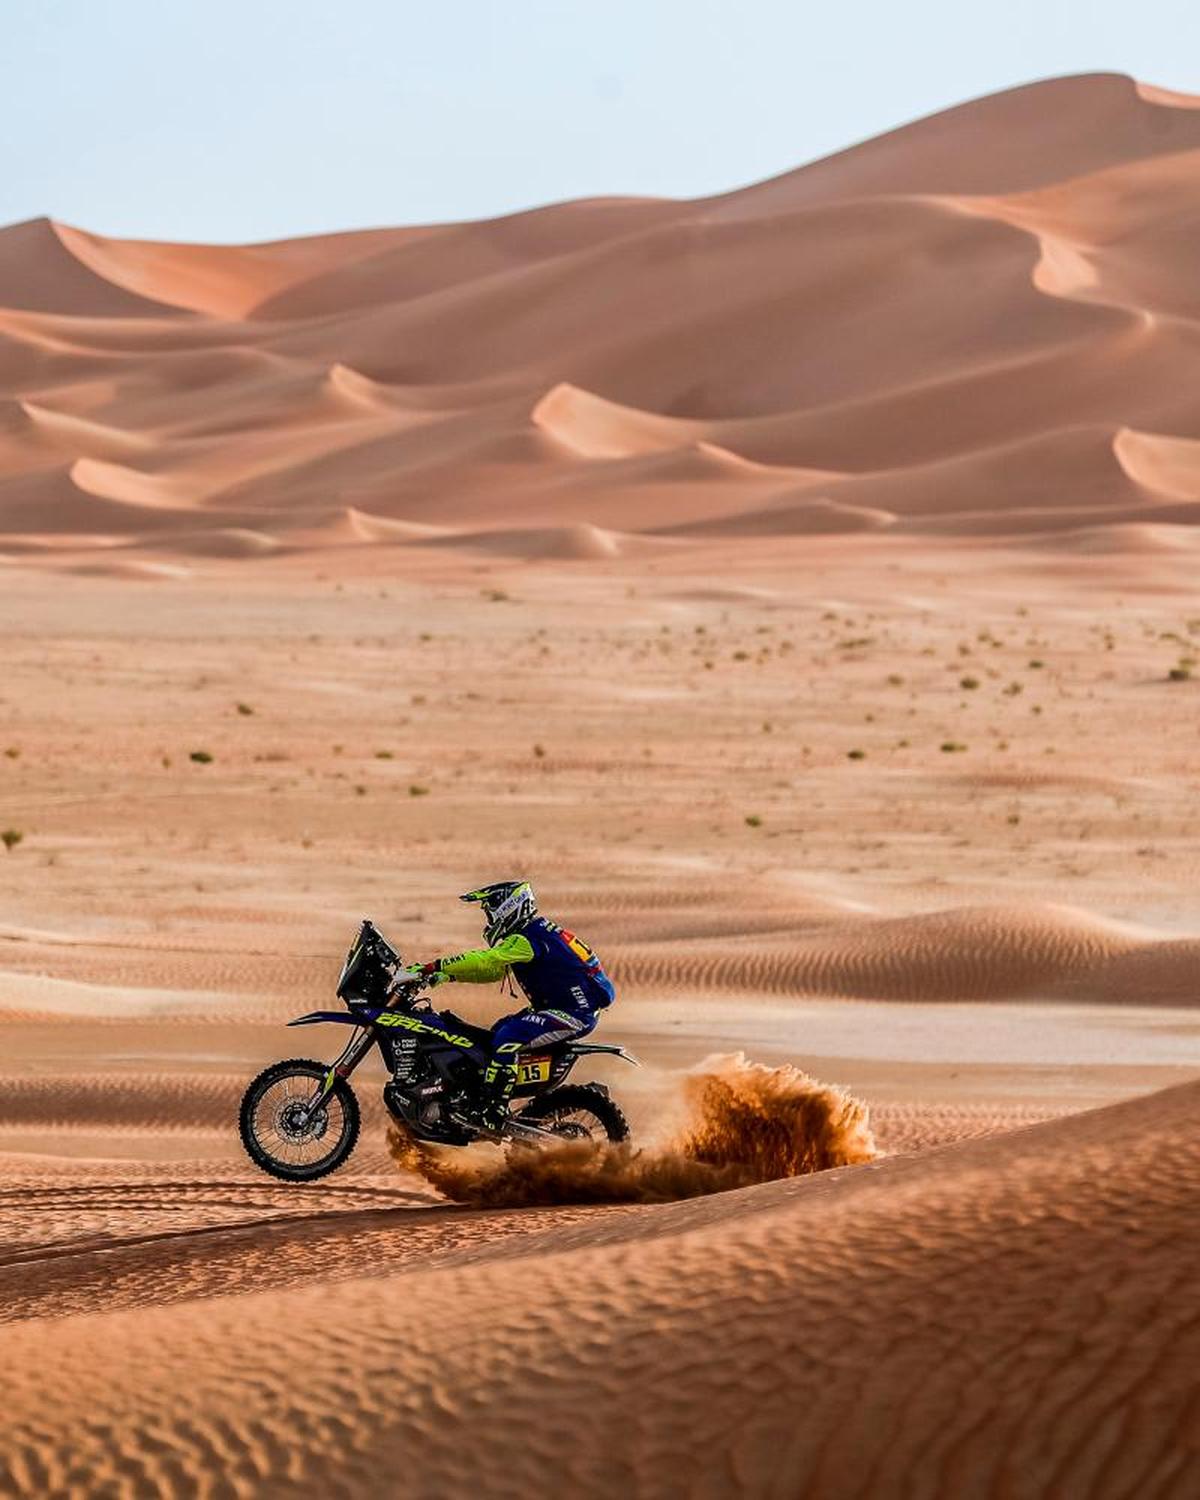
[239,1058,360,1182]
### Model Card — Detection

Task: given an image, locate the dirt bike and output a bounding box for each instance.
[239,918,638,1182]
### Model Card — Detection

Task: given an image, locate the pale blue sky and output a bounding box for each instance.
[2,0,1197,242]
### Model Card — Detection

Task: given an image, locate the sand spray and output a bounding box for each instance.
[388,1052,877,1207]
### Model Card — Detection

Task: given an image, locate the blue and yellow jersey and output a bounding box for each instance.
[434,916,615,1012]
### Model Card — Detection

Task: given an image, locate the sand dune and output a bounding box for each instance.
[430,521,636,561]
[68,557,191,581]
[4,70,1200,1498]
[0,218,186,318]
[617,902,1200,1004]
[658,494,895,537]
[3,73,1200,559]
[532,381,705,458]
[2,1081,1194,1496]
[54,220,413,318]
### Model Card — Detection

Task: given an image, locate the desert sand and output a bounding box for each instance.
[1,72,1199,1498]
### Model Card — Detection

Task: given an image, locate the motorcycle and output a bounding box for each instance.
[239,918,638,1182]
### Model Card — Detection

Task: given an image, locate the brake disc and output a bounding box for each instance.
[278,1101,329,1142]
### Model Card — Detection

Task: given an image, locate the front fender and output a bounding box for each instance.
[287,1010,365,1027]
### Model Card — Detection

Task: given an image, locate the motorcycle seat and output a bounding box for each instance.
[434,1009,569,1056]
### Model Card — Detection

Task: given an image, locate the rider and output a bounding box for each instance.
[404,881,615,1132]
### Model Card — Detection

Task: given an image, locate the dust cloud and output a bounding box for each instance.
[388,1053,877,1207]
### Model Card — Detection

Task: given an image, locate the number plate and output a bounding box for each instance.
[517,1056,552,1085]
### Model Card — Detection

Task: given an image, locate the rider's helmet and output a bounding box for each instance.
[460,880,537,946]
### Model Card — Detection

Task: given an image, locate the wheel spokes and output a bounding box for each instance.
[251,1073,348,1169]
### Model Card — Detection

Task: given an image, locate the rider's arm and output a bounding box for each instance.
[433,932,535,984]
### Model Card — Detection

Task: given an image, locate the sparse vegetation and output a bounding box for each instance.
[236,702,254,716]
[375,750,394,760]
[2,829,23,853]
[960,676,980,691]
[847,748,866,760]
[189,750,213,764]
[408,784,430,797]
[940,741,967,753]
[744,814,762,827]
[533,743,546,758]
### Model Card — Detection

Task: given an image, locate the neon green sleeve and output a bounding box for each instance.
[436,933,535,983]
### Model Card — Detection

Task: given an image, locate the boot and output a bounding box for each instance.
[469,1057,517,1135]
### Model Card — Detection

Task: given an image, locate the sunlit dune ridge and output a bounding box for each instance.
[5,72,1200,563]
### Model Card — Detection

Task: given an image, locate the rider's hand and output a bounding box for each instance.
[392,961,443,991]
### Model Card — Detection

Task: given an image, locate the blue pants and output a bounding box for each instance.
[484,1006,597,1103]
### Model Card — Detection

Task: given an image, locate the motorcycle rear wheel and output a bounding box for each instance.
[516,1083,630,1146]
[239,1058,360,1182]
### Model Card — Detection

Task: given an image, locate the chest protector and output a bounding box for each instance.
[510,916,615,1013]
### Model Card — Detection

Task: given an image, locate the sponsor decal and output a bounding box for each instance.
[558,927,597,963]
[374,1012,474,1048]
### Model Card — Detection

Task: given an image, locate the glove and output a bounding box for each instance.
[395,961,444,988]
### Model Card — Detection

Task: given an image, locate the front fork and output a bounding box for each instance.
[305,1028,374,1116]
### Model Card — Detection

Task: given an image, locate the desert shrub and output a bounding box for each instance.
[189,750,213,764]
[2,829,22,852]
